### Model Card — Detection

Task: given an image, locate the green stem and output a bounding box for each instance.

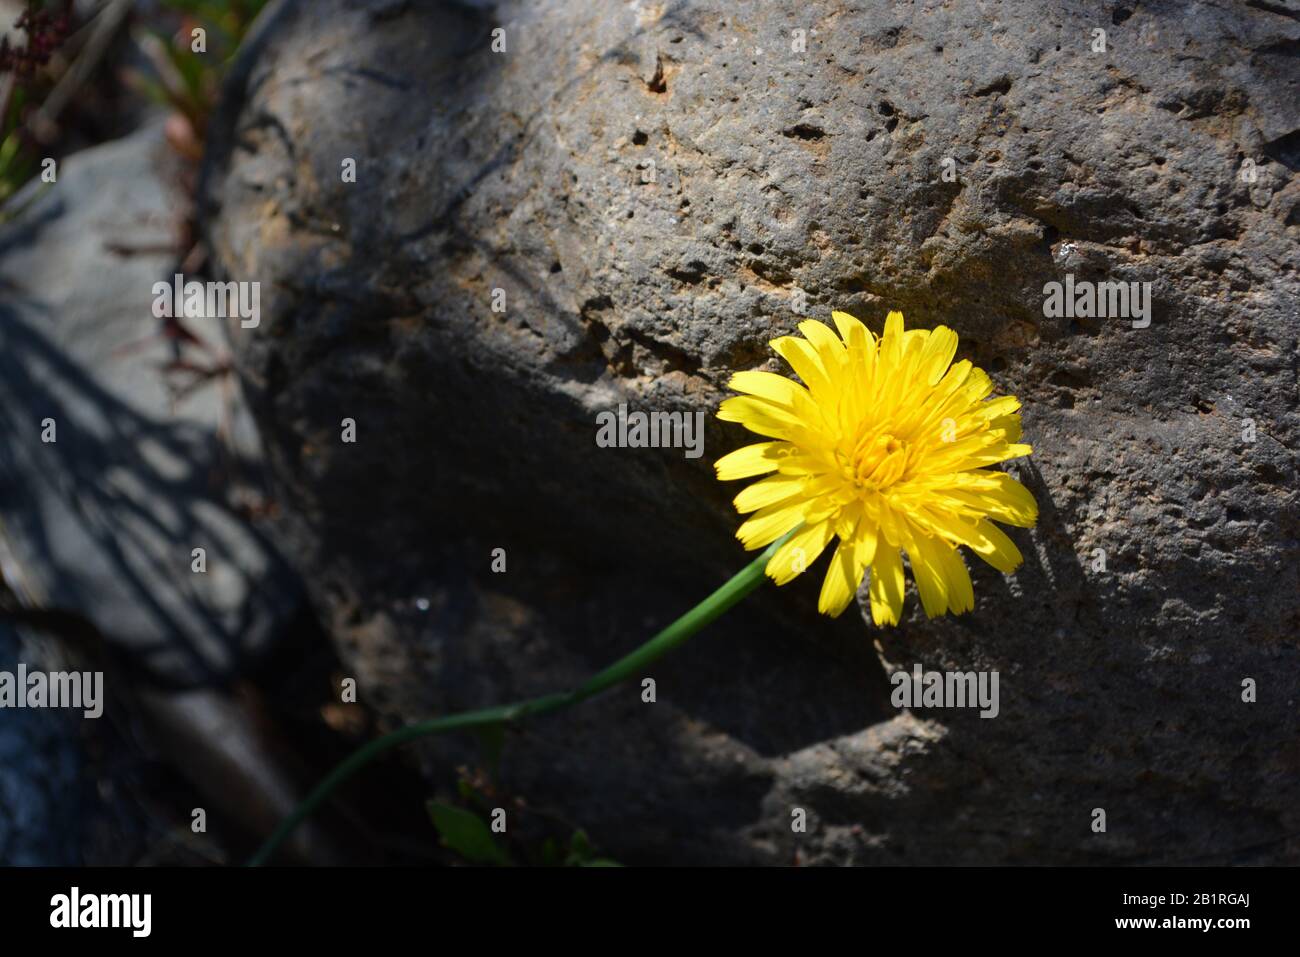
[247,533,791,866]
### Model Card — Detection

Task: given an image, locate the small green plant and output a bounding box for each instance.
[427,802,621,868]
[0,83,39,210]
[129,0,267,159]
[427,800,512,866]
[0,1,268,219]
[426,770,620,867]
[0,1,71,218]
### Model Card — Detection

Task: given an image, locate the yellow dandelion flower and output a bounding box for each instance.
[715,309,1037,624]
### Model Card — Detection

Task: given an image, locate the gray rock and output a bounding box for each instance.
[0,124,300,686]
[201,0,1299,863]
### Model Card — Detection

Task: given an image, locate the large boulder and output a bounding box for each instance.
[201,0,1299,863]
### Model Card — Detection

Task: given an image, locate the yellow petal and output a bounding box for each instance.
[881,310,906,368]
[770,336,833,398]
[969,519,1025,572]
[922,511,1024,573]
[934,539,974,614]
[717,396,820,445]
[876,497,906,547]
[818,536,864,616]
[734,473,808,514]
[987,414,1023,444]
[907,530,951,618]
[852,514,880,569]
[728,370,816,413]
[971,394,1021,422]
[714,441,792,481]
[939,473,1038,527]
[798,319,848,372]
[830,313,873,430]
[766,521,835,585]
[831,310,868,348]
[735,498,808,550]
[868,545,906,626]
[917,325,959,386]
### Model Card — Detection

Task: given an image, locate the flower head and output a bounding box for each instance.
[715,310,1037,624]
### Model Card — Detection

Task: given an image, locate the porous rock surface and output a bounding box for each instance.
[202,0,1300,863]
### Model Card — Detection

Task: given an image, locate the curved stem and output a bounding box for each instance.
[247,534,790,866]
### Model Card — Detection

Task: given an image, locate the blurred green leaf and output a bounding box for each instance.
[568,829,592,860]
[539,837,561,866]
[426,801,509,865]
[563,829,620,866]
